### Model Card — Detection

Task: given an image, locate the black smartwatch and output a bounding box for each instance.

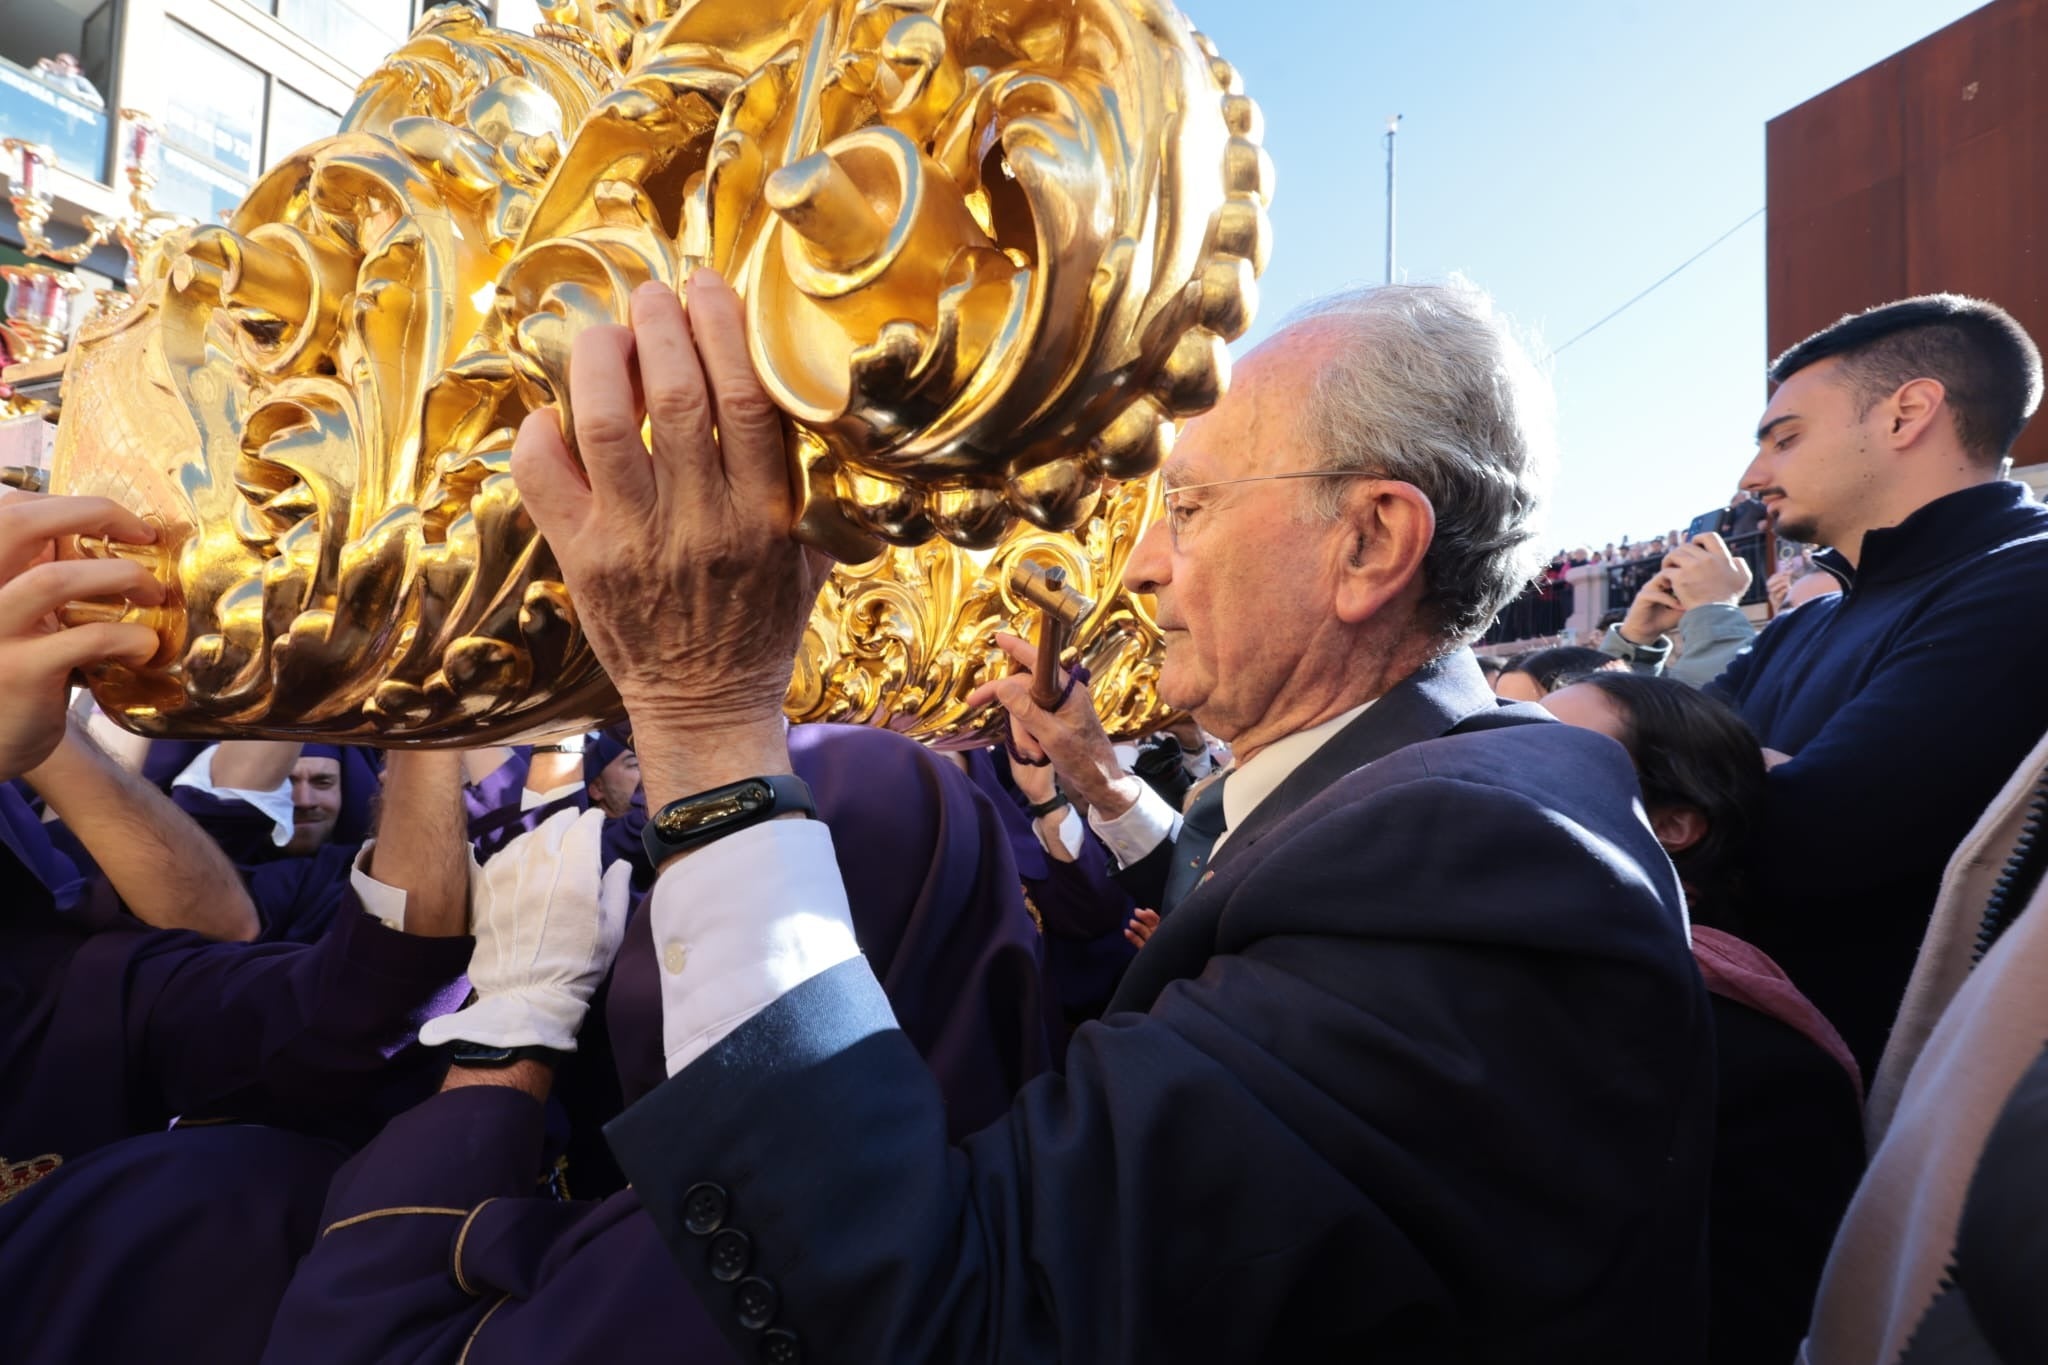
[445,1041,563,1069]
[642,774,817,867]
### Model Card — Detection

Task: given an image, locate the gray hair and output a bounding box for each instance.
[1283,280,1556,644]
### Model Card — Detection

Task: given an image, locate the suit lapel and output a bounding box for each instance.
[1107,649,1508,1014]
[1208,650,1504,872]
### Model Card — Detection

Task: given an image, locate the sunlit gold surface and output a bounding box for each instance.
[49,0,1269,745]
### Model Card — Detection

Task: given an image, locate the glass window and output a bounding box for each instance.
[162,23,263,178]
[267,85,341,170]
[0,59,109,182]
[274,0,415,75]
[0,0,115,180]
[156,143,247,224]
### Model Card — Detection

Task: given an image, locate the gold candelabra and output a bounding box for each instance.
[1,112,190,363]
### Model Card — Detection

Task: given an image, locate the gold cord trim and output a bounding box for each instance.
[454,1295,511,1365]
[452,1197,500,1297]
[321,1206,468,1237]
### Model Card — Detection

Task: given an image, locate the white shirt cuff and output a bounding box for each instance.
[522,781,584,810]
[649,819,861,1076]
[347,842,409,933]
[1032,804,1084,861]
[171,744,296,847]
[1087,780,1180,868]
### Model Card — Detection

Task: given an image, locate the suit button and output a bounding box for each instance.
[681,1182,728,1236]
[759,1327,801,1364]
[734,1275,779,1331]
[707,1227,752,1283]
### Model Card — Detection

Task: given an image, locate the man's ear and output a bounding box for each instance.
[1647,803,1707,855]
[1884,377,1947,450]
[1332,481,1435,625]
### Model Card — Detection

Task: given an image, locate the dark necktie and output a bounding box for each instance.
[1160,770,1230,912]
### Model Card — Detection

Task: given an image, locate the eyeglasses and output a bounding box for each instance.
[1161,469,1395,548]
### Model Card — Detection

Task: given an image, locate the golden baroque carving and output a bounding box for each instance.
[49,0,1270,744]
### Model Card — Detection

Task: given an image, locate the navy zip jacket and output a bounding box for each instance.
[1709,479,2048,1074]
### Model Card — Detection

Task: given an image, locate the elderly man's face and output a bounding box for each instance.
[1119,329,1358,739]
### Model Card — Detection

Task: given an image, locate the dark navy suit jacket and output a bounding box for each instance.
[607,652,1716,1363]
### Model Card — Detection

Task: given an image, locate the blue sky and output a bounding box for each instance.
[1187,0,1985,549]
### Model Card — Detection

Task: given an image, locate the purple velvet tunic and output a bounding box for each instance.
[0,1123,349,1363]
[0,771,472,1364]
[0,775,473,1167]
[259,724,1054,1364]
[463,748,534,832]
[962,747,1137,1031]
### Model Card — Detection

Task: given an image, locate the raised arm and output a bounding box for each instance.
[369,750,470,939]
[207,739,304,793]
[25,722,259,940]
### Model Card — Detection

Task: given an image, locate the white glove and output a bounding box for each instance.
[421,805,633,1052]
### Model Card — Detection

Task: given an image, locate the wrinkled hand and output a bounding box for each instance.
[1663,532,1753,609]
[1765,568,1793,613]
[965,631,1139,819]
[511,271,828,803]
[1125,906,1160,949]
[0,493,161,780]
[1619,573,1685,646]
[420,806,633,1051]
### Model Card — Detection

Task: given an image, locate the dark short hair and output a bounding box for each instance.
[1500,645,1611,694]
[1769,294,2044,463]
[1569,672,1767,932]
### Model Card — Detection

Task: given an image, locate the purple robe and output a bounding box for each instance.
[0,779,87,911]
[0,840,472,1166]
[261,724,1052,1364]
[464,747,535,834]
[241,840,371,944]
[0,782,469,1362]
[140,739,209,792]
[964,747,1137,1031]
[0,1124,347,1363]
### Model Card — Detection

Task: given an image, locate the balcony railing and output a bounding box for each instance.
[0,58,109,184]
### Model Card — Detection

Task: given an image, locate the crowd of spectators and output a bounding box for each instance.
[1484,491,1782,648]
[5,276,2048,1363]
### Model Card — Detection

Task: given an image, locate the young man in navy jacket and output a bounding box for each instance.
[1618,295,2048,1074]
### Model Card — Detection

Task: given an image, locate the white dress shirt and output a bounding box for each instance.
[346,844,412,933]
[172,744,297,847]
[648,701,1372,1077]
[1087,701,1370,866]
[523,782,584,810]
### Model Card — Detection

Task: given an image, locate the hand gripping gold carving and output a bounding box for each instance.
[49,0,1269,744]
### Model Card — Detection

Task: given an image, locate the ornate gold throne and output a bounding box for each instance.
[49,0,1270,745]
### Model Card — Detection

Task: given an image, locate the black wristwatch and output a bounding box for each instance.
[1026,791,1070,819]
[445,1041,563,1069]
[642,774,817,866]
